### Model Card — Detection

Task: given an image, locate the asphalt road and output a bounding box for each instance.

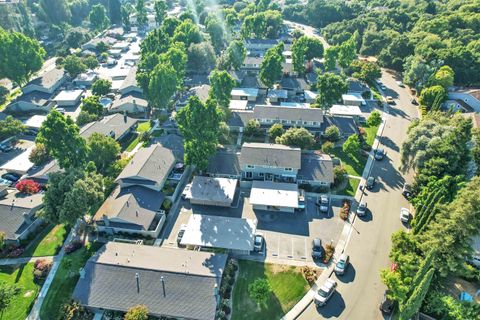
[297,71,419,319]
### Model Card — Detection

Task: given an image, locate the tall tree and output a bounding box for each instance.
[81,95,104,117]
[187,42,216,73]
[292,36,324,74]
[154,0,167,25]
[0,116,25,141]
[89,4,109,31]
[160,43,187,86]
[92,79,112,96]
[87,133,120,174]
[419,85,447,110]
[337,36,357,70]
[315,72,348,109]
[343,134,360,156]
[0,29,45,86]
[205,16,225,52]
[350,60,381,83]
[176,96,220,170]
[399,268,435,320]
[148,63,177,109]
[62,55,87,78]
[324,46,338,71]
[36,110,88,169]
[259,42,284,88]
[226,40,246,70]
[108,0,122,24]
[40,0,71,24]
[428,65,454,89]
[135,0,148,28]
[209,70,236,110]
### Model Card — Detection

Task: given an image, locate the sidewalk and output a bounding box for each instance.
[27,223,78,320]
[0,255,54,266]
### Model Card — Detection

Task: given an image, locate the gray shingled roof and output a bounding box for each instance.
[227,111,254,128]
[27,159,61,184]
[110,95,148,110]
[206,151,240,177]
[15,91,52,106]
[93,185,164,230]
[240,143,301,169]
[254,105,323,123]
[72,243,227,320]
[80,114,138,140]
[25,68,65,90]
[119,67,141,92]
[321,115,358,137]
[116,144,176,186]
[298,154,334,184]
[156,134,184,161]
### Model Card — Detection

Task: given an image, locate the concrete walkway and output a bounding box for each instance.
[0,255,54,266]
[27,223,78,320]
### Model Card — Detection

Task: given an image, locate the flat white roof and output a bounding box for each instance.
[280,102,311,108]
[330,104,362,116]
[53,89,83,102]
[185,176,237,204]
[0,146,34,174]
[112,41,130,49]
[231,88,259,97]
[181,214,256,251]
[229,100,249,110]
[250,181,299,208]
[342,93,365,102]
[24,115,47,129]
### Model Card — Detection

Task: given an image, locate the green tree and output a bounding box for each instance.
[260,42,284,88]
[322,141,334,154]
[248,278,270,306]
[428,65,454,89]
[29,143,50,166]
[173,19,202,48]
[60,300,92,320]
[209,70,236,110]
[324,46,338,71]
[160,43,187,86]
[350,60,381,83]
[324,125,340,142]
[81,96,104,117]
[0,232,5,251]
[316,72,348,109]
[121,4,133,30]
[333,165,347,185]
[40,0,71,24]
[65,27,88,49]
[0,282,21,317]
[76,111,99,126]
[0,86,8,106]
[206,16,224,52]
[419,85,447,110]
[245,119,262,137]
[292,36,324,74]
[124,304,149,320]
[402,56,438,93]
[275,127,315,149]
[472,129,480,172]
[36,110,88,169]
[108,0,122,24]
[176,96,220,170]
[135,0,148,28]
[187,42,216,73]
[367,110,382,127]
[83,55,99,70]
[87,133,120,174]
[63,55,87,78]
[154,0,167,25]
[92,79,112,96]
[343,134,360,156]
[399,268,434,320]
[148,63,177,109]
[226,40,246,71]
[268,123,284,140]
[0,116,26,141]
[337,36,356,70]
[0,29,46,86]
[89,4,109,30]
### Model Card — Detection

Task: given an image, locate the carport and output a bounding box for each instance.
[180,214,256,255]
[250,181,299,213]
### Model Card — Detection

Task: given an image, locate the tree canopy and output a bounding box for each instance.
[209,70,236,110]
[315,72,348,109]
[291,36,324,74]
[259,42,284,88]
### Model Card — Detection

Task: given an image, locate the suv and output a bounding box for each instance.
[356,202,367,217]
[2,173,20,183]
[380,291,395,314]
[254,233,264,252]
[366,177,376,190]
[402,183,412,198]
[311,238,324,260]
[314,279,337,306]
[317,195,329,213]
[374,148,385,160]
[334,254,350,275]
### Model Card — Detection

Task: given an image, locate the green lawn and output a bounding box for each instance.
[137,121,151,133]
[362,124,379,147]
[336,178,360,196]
[39,242,103,320]
[123,122,152,152]
[0,263,42,320]
[0,88,21,111]
[331,147,367,177]
[232,260,309,320]
[22,224,68,257]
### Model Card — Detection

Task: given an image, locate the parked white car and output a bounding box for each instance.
[400,208,411,223]
[314,278,337,306]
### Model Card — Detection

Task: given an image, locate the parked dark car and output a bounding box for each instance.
[64,240,84,254]
[374,148,385,161]
[2,172,20,183]
[311,238,324,260]
[366,177,376,190]
[0,144,13,152]
[380,291,395,314]
[411,98,418,105]
[402,183,412,198]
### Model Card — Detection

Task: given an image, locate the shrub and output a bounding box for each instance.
[216,310,227,320]
[333,166,347,187]
[268,123,284,140]
[324,125,340,142]
[33,259,52,280]
[245,119,262,137]
[29,143,50,165]
[61,300,92,320]
[322,141,334,154]
[161,198,172,211]
[323,244,335,263]
[125,304,149,320]
[248,278,270,305]
[367,110,382,127]
[16,179,41,194]
[303,266,317,285]
[64,240,84,254]
[339,199,351,220]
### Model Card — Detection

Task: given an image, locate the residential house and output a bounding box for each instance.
[347,79,370,96]
[79,113,138,142]
[1,146,35,175]
[81,36,117,51]
[175,85,210,111]
[280,77,309,97]
[342,93,365,106]
[267,89,288,104]
[0,187,44,244]
[304,90,317,103]
[245,38,278,51]
[22,68,66,95]
[155,133,184,161]
[253,104,324,131]
[240,143,301,183]
[119,67,143,96]
[330,104,363,117]
[93,144,176,237]
[206,150,241,179]
[73,70,98,87]
[297,153,334,186]
[231,88,259,102]
[53,89,84,107]
[109,95,148,115]
[448,89,480,112]
[23,115,47,133]
[6,91,55,113]
[242,56,263,74]
[72,242,227,320]
[250,180,299,213]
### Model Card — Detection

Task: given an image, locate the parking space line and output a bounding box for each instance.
[301,238,307,260]
[288,238,294,259]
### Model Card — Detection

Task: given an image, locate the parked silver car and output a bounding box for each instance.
[356,202,367,217]
[314,278,337,306]
[317,195,329,213]
[334,254,350,275]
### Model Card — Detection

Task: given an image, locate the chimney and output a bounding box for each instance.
[161,276,166,297]
[135,273,140,293]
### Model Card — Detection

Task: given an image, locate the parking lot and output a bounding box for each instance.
[163,189,351,266]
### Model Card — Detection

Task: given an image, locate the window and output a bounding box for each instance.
[285,168,293,171]
[313,121,318,126]
[259,172,264,177]
[247,165,254,169]
[246,172,253,179]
